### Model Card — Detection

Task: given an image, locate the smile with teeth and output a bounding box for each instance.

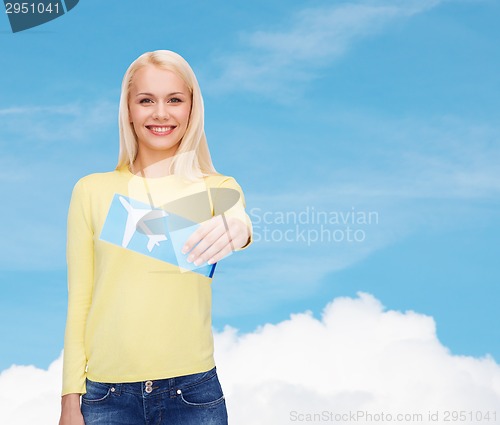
[146,125,176,135]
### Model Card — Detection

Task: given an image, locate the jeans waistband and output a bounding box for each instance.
[87,367,217,397]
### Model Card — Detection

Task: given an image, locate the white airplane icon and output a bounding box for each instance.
[119,196,168,252]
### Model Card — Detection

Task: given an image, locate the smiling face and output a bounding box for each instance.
[128,64,192,166]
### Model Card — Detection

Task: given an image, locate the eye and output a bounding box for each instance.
[139,98,153,104]
[168,97,182,104]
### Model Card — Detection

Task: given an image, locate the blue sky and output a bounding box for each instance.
[0,0,499,372]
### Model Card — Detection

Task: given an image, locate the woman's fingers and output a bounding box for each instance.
[197,230,234,266]
[182,216,224,261]
[182,215,248,266]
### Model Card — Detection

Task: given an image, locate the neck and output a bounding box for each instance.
[132,152,175,178]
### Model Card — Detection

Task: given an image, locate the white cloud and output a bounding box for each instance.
[217,292,500,424]
[1,293,500,424]
[0,354,62,424]
[210,0,446,96]
[0,100,116,146]
[0,105,81,116]
[290,113,500,203]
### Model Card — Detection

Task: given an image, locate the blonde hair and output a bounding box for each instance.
[117,50,217,180]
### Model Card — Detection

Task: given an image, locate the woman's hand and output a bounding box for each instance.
[182,214,250,266]
[59,394,85,425]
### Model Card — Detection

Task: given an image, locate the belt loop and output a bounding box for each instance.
[169,376,176,397]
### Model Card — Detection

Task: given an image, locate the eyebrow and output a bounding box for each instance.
[135,92,185,97]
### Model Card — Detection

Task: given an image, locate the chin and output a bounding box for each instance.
[144,141,181,153]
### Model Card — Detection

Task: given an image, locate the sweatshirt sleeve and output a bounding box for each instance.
[62,178,94,396]
[213,176,253,251]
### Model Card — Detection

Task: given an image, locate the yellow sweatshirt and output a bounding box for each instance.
[62,166,252,396]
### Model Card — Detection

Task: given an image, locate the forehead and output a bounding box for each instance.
[130,65,189,94]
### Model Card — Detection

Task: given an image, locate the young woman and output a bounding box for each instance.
[59,50,252,425]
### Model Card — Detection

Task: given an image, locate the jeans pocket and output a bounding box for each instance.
[178,373,225,408]
[82,379,113,404]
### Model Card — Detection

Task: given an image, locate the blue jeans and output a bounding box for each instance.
[81,367,228,425]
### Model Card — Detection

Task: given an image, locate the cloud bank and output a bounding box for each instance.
[1,292,499,424]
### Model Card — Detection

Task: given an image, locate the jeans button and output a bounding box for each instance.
[145,380,153,387]
[145,387,153,394]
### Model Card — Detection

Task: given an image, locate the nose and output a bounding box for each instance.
[153,104,169,120]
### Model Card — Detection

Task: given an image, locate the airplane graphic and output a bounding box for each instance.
[118,196,168,252]
[100,189,239,276]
